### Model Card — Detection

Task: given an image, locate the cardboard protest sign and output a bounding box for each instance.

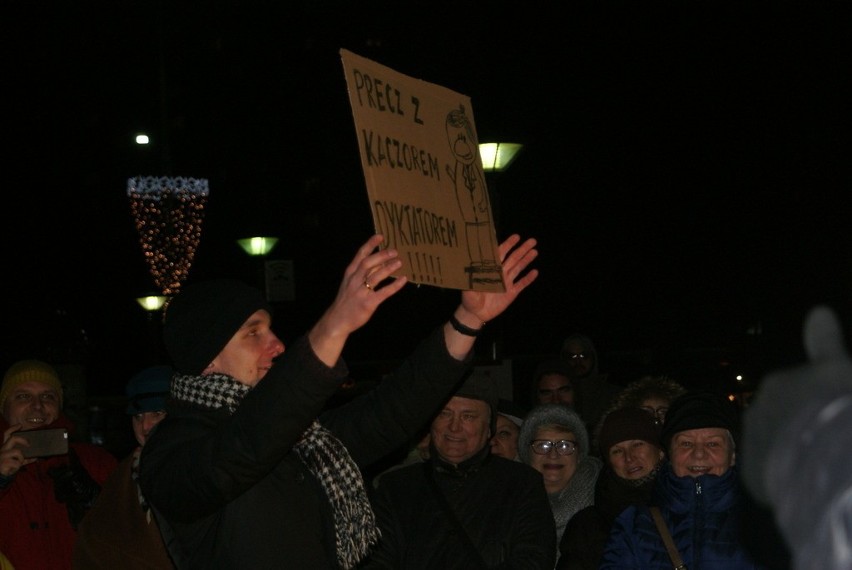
[340,49,505,292]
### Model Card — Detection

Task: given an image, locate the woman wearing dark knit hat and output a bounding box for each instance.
[139,233,539,570]
[600,391,768,570]
[557,407,664,570]
[589,374,687,458]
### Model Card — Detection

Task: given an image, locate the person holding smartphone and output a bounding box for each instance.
[0,359,118,570]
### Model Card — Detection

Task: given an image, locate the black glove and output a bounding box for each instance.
[48,447,101,529]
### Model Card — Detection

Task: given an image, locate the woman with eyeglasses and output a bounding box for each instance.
[518,404,602,566]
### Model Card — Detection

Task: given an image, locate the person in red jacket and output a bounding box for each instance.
[0,359,118,570]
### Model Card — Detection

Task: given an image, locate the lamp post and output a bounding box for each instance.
[135,294,169,362]
[478,142,523,229]
[237,236,289,302]
[477,142,523,362]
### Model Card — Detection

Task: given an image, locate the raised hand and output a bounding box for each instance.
[308,234,407,366]
[458,234,539,325]
[440,235,538,360]
[1,425,36,478]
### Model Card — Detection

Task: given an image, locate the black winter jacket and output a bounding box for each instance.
[363,446,556,569]
[140,328,470,569]
[557,466,655,570]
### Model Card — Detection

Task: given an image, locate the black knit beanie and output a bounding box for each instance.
[661,391,740,451]
[454,370,500,434]
[163,279,272,375]
[598,407,662,457]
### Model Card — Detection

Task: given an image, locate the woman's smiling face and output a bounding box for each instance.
[529,427,579,493]
[669,427,735,477]
[607,439,664,480]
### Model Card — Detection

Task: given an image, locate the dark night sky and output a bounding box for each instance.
[3,1,851,396]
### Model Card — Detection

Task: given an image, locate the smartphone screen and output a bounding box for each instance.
[19,428,69,458]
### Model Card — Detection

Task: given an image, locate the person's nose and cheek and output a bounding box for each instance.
[269,333,285,358]
[447,415,463,433]
[143,414,165,434]
[540,390,557,404]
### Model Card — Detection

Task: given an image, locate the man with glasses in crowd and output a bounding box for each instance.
[362,372,556,569]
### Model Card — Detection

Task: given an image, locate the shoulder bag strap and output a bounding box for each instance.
[423,463,489,570]
[649,506,687,570]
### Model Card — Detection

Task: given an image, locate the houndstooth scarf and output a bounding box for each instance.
[171,373,379,569]
[294,420,380,569]
[172,372,251,414]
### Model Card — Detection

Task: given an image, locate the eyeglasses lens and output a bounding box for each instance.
[531,440,577,456]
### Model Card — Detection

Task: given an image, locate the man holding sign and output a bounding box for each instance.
[140,233,539,569]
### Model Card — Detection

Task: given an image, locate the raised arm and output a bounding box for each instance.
[308,234,407,366]
[444,234,539,359]
[308,233,538,365]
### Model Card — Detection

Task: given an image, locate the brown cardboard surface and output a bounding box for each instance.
[341,49,505,292]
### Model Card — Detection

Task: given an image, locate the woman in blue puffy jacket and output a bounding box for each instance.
[599,391,768,570]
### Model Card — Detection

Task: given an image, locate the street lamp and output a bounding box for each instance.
[478,142,523,172]
[237,236,279,257]
[136,295,168,312]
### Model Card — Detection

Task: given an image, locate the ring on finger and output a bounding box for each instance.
[363,280,373,290]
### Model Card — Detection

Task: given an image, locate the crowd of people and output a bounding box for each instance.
[0,230,841,569]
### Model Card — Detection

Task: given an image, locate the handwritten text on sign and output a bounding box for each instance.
[341,49,504,292]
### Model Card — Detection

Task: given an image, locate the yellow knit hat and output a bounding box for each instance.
[0,359,63,410]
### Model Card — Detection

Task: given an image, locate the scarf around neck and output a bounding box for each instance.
[171,372,379,569]
[550,456,603,539]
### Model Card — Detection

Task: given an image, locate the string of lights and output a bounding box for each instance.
[127,176,210,296]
